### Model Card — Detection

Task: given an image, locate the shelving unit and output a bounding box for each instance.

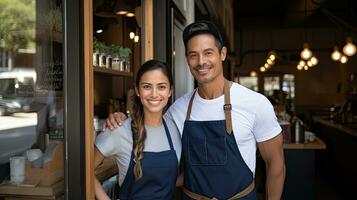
[93,66,133,77]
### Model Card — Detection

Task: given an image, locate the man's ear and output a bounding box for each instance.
[220,46,227,61]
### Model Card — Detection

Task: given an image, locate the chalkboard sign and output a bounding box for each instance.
[37,61,63,91]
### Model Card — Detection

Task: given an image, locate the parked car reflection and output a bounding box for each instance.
[0,68,36,116]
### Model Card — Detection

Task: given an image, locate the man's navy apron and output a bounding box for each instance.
[119,119,178,200]
[182,80,256,200]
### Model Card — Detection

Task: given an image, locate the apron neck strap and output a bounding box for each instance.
[185,90,196,121]
[224,79,233,135]
[185,79,233,135]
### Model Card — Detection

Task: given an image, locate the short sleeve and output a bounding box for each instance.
[95,130,118,157]
[253,96,282,142]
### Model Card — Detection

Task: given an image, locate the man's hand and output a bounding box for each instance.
[103,112,127,130]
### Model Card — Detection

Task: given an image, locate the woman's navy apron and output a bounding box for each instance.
[182,80,256,200]
[119,119,178,200]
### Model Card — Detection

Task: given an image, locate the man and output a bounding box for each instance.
[106,20,285,199]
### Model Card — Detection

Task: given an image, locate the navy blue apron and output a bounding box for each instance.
[182,80,256,200]
[119,119,178,200]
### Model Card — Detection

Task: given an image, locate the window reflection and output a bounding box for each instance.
[0,0,64,196]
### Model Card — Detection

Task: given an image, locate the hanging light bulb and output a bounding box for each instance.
[267,58,274,65]
[264,63,270,68]
[299,60,306,67]
[300,43,312,60]
[343,37,356,56]
[269,54,276,61]
[340,55,348,64]
[250,71,257,77]
[297,65,303,70]
[307,60,313,67]
[304,65,309,70]
[260,66,266,72]
[134,35,139,43]
[331,47,342,61]
[129,32,135,39]
[310,56,318,66]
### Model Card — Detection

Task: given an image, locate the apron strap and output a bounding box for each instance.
[224,79,233,135]
[185,89,197,121]
[183,180,255,200]
[163,119,175,150]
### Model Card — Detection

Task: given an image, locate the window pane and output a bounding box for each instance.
[0,0,64,198]
[264,76,280,96]
[238,76,258,91]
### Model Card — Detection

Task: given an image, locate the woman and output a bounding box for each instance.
[94,60,181,200]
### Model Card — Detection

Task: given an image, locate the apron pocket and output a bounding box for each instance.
[188,136,227,165]
[207,137,227,165]
[188,136,207,165]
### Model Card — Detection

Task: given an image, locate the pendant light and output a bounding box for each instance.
[342,37,356,56]
[331,46,342,61]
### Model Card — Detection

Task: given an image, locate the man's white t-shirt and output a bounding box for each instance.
[165,82,281,175]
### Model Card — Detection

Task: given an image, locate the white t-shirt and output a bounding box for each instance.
[95,116,181,186]
[165,82,281,175]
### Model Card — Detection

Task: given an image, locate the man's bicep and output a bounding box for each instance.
[257,133,284,163]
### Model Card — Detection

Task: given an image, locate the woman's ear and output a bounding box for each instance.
[135,87,139,97]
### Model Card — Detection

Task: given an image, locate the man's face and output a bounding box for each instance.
[186,34,227,84]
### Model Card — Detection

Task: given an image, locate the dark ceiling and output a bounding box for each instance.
[234,0,357,32]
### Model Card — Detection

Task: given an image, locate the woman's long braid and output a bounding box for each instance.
[131,94,146,180]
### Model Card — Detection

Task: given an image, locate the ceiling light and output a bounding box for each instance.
[267,58,274,65]
[269,54,276,61]
[310,56,318,66]
[343,37,356,56]
[297,65,303,70]
[300,43,312,60]
[340,55,348,64]
[129,32,135,39]
[331,47,342,61]
[299,60,306,67]
[134,35,139,43]
[264,63,270,68]
[116,11,128,15]
[260,66,266,72]
[126,12,135,17]
[304,65,309,70]
[307,61,313,67]
[250,71,257,77]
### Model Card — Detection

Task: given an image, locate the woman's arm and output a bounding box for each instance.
[94,146,111,200]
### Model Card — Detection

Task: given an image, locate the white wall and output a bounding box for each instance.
[172,0,195,100]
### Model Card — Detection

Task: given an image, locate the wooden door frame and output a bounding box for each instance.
[83,0,154,199]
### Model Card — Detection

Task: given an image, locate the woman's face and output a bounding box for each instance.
[137,69,172,116]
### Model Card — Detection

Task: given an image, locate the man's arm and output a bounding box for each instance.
[103,112,127,130]
[257,133,285,200]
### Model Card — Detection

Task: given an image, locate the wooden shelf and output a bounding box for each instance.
[93,66,133,77]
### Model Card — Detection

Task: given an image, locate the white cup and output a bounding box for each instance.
[10,156,25,184]
[26,149,43,162]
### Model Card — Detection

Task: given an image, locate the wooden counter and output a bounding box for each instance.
[281,135,326,200]
[312,116,357,199]
[0,158,117,200]
[283,136,326,149]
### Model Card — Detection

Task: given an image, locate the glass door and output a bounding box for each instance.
[0,0,65,199]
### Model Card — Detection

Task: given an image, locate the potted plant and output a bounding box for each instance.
[109,44,120,70]
[93,37,101,66]
[119,47,132,72]
[97,42,107,68]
